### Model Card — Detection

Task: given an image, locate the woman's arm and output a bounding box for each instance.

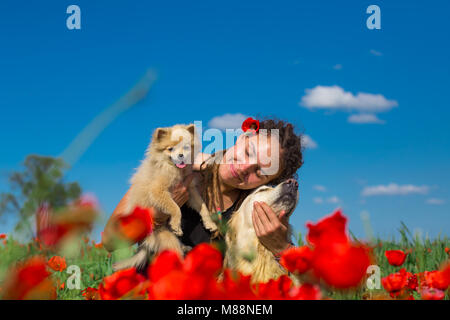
[102,175,195,252]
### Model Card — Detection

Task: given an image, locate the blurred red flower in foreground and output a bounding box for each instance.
[47,256,67,272]
[279,246,313,274]
[116,206,154,243]
[1,256,56,300]
[36,196,98,248]
[385,250,407,266]
[306,210,348,247]
[98,268,147,300]
[301,210,372,289]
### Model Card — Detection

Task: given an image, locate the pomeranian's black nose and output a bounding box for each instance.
[284,178,298,192]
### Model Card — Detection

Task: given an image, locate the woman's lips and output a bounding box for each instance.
[230,163,241,181]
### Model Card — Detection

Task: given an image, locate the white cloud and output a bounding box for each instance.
[299,85,398,113]
[362,183,429,197]
[208,113,249,130]
[426,198,445,205]
[301,134,318,149]
[313,185,327,192]
[333,64,343,70]
[348,113,385,124]
[327,196,340,204]
[370,49,383,56]
[313,197,323,204]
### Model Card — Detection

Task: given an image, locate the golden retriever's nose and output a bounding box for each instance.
[284,178,298,192]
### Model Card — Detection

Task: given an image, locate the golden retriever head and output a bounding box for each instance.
[240,179,299,218]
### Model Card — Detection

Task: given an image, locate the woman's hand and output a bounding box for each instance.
[252,201,291,255]
[170,174,194,207]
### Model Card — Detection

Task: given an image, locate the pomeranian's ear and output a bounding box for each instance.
[186,124,196,136]
[154,128,168,141]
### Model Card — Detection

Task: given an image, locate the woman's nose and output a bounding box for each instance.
[238,163,257,174]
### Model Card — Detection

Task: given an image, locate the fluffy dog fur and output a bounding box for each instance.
[112,124,217,271]
[224,180,299,283]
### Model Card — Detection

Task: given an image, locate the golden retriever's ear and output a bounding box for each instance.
[153,127,168,142]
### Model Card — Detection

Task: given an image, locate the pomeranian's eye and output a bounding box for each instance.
[167,147,174,152]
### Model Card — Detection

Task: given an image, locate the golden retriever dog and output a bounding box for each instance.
[113,124,217,271]
[224,179,299,283]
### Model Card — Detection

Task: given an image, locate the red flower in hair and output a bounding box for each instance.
[241,117,259,134]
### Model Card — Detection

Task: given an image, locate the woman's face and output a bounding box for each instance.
[218,133,283,190]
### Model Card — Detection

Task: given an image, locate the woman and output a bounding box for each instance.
[102,118,303,257]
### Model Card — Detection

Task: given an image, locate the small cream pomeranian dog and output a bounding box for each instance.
[113,124,217,271]
[224,179,299,283]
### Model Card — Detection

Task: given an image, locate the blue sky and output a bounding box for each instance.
[0,0,449,241]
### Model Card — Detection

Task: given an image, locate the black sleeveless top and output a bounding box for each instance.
[178,198,240,247]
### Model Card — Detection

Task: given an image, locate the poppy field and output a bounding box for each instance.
[0,196,448,300]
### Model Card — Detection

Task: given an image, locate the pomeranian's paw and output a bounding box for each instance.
[204,221,218,232]
[169,219,183,236]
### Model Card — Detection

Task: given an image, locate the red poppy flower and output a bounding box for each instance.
[254,275,293,299]
[117,206,154,243]
[407,274,418,291]
[183,243,223,278]
[385,250,407,266]
[305,209,372,289]
[98,268,147,300]
[312,242,372,289]
[149,270,211,300]
[1,256,56,300]
[147,250,183,282]
[422,270,448,291]
[0,233,6,240]
[382,268,410,297]
[306,209,348,247]
[241,117,260,134]
[47,256,67,272]
[280,246,313,274]
[219,269,258,300]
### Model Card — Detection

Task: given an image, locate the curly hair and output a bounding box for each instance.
[258,118,304,185]
[200,117,304,214]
